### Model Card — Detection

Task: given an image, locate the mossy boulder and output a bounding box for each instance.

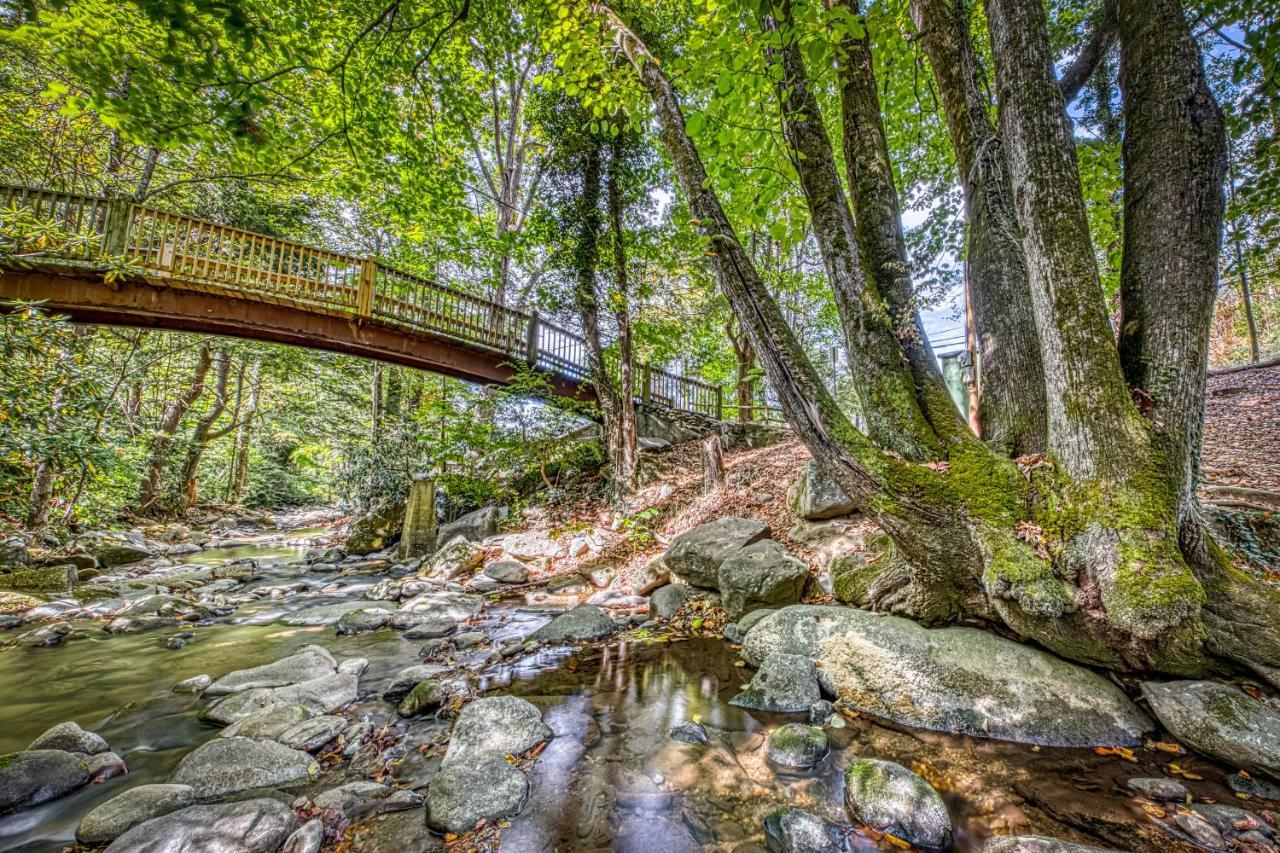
[0,564,76,595]
[844,758,951,851]
[346,503,405,555]
[765,723,828,769]
[1141,680,1280,779]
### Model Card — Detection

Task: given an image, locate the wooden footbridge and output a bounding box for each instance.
[0,184,724,416]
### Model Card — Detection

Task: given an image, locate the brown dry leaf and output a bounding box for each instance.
[1239,770,1254,779]
[1147,740,1185,755]
[1141,803,1167,819]
[883,834,911,849]
[1094,746,1138,762]
[1242,684,1264,701]
[1167,763,1204,780]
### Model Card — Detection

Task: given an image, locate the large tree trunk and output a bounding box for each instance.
[139,342,212,514]
[908,0,1048,456]
[1116,0,1226,571]
[607,134,639,498]
[177,350,232,509]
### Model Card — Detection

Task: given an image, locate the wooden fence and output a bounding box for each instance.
[0,183,778,422]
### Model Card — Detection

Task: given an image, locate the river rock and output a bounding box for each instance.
[29,720,108,754]
[312,780,422,820]
[78,531,155,566]
[530,604,617,644]
[281,819,325,853]
[221,703,313,740]
[12,621,71,647]
[670,721,709,745]
[105,798,299,852]
[0,564,77,595]
[170,736,318,800]
[1126,777,1190,801]
[717,539,808,621]
[87,751,127,781]
[280,600,395,626]
[763,807,850,853]
[384,664,450,702]
[277,715,347,751]
[397,680,448,717]
[844,758,952,851]
[269,671,359,714]
[1140,680,1280,779]
[0,749,90,813]
[0,536,30,567]
[76,784,195,844]
[335,607,392,635]
[398,589,483,621]
[437,506,500,545]
[442,695,552,766]
[788,460,857,520]
[1227,772,1280,800]
[742,606,1151,746]
[665,517,771,588]
[426,757,529,834]
[419,537,485,580]
[403,617,458,640]
[650,583,689,620]
[730,651,821,713]
[766,724,829,769]
[204,646,336,696]
[485,560,528,584]
[984,838,1120,852]
[346,504,405,555]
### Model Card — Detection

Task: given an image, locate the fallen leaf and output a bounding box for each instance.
[1147,740,1185,755]
[1095,746,1138,762]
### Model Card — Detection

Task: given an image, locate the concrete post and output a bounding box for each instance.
[398,476,437,560]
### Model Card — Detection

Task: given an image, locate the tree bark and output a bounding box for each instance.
[139,342,212,514]
[909,0,1048,456]
[607,134,639,498]
[1116,0,1227,572]
[1057,0,1119,105]
[702,435,725,491]
[177,350,232,509]
[230,360,261,504]
[727,316,756,423]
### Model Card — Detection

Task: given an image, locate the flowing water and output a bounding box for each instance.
[0,532,1270,852]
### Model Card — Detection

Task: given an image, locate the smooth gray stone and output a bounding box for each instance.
[105,797,299,852]
[665,517,771,588]
[0,749,90,813]
[844,758,952,851]
[730,652,821,713]
[76,784,195,844]
[1141,680,1280,779]
[530,605,616,644]
[425,758,529,834]
[28,721,108,755]
[441,695,552,767]
[169,737,318,800]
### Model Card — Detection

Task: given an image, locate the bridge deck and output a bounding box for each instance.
[0,184,722,416]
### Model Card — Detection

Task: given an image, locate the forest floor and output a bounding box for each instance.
[1203,361,1280,495]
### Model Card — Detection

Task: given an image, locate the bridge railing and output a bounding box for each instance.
[1,182,741,421]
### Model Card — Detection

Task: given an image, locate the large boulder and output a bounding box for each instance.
[442,695,552,766]
[788,460,857,520]
[104,798,299,852]
[76,784,196,844]
[742,606,1151,747]
[0,536,31,567]
[1140,680,1280,779]
[346,503,405,555]
[77,531,155,566]
[665,517,771,588]
[0,564,77,595]
[530,605,617,644]
[418,537,485,580]
[0,749,90,814]
[29,721,108,754]
[204,646,336,696]
[844,759,952,851]
[717,539,808,621]
[169,736,318,800]
[730,651,822,713]
[426,757,529,834]
[437,506,500,545]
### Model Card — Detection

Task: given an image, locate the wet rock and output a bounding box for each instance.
[419,537,485,580]
[717,539,808,622]
[766,724,829,769]
[1228,772,1280,800]
[397,680,448,717]
[763,807,850,853]
[484,560,528,584]
[670,721,709,745]
[730,651,821,713]
[398,590,483,621]
[78,531,155,567]
[268,671,359,714]
[1141,680,1280,779]
[530,604,617,644]
[166,636,188,650]
[665,517,772,588]
[335,607,391,635]
[452,630,486,648]
[844,758,952,851]
[1173,811,1226,849]
[437,506,500,545]
[175,674,211,694]
[76,784,195,844]
[1186,803,1274,839]
[0,564,77,595]
[788,460,857,521]
[382,664,448,702]
[87,751,127,781]
[984,838,1120,852]
[12,621,71,647]
[281,818,325,853]
[426,757,529,834]
[169,736,319,800]
[650,584,690,620]
[338,657,368,677]
[312,780,422,820]
[1126,777,1190,801]
[808,700,838,727]
[0,749,90,813]
[105,797,299,852]
[743,606,1152,747]
[442,695,552,766]
[28,720,108,754]
[279,600,394,626]
[205,646,336,696]
[278,715,347,752]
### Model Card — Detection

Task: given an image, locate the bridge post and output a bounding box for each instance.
[100,200,133,258]
[357,258,377,318]
[641,364,652,404]
[714,385,723,421]
[525,312,540,366]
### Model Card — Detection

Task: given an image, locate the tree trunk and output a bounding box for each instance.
[828,0,971,447]
[702,435,725,491]
[370,362,383,440]
[139,342,212,514]
[1116,0,1227,573]
[230,360,261,503]
[727,316,755,423]
[177,350,232,509]
[909,0,1048,456]
[608,134,639,498]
